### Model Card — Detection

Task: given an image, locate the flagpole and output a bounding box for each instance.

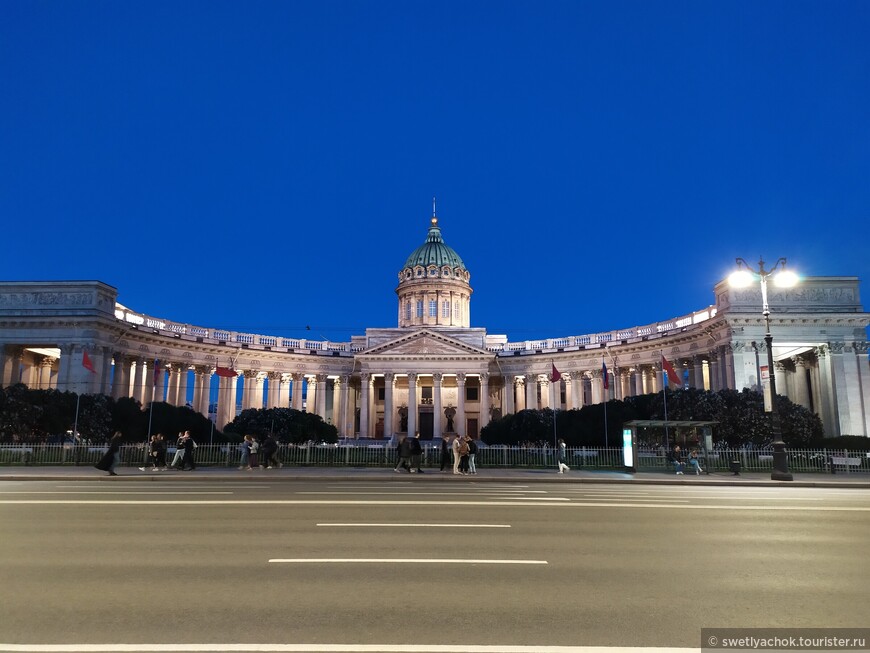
[72,392,81,443]
[661,351,670,450]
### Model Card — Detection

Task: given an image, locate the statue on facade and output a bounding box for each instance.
[444,405,456,432]
[398,406,408,432]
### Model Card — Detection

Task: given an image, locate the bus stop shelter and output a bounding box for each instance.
[621,420,718,473]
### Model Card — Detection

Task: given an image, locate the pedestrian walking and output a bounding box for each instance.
[140,434,162,471]
[262,434,282,469]
[170,432,185,470]
[394,435,412,473]
[181,431,197,471]
[556,439,570,474]
[248,436,260,469]
[239,435,252,470]
[95,431,123,476]
[410,432,424,473]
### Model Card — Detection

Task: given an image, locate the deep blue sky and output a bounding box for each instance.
[2,1,868,343]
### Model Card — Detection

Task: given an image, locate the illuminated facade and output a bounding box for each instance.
[1,214,868,438]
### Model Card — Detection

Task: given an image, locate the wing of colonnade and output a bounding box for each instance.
[0,277,867,438]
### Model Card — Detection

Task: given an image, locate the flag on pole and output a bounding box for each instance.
[551,363,561,383]
[602,360,609,390]
[215,366,237,378]
[82,350,96,373]
[661,354,681,386]
[153,359,162,385]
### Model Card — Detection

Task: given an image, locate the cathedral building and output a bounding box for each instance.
[1,211,869,438]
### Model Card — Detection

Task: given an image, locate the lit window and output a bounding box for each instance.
[416,300,423,317]
[429,300,437,317]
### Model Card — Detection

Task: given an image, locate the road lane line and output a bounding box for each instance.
[1,499,868,510]
[268,558,548,564]
[0,644,695,652]
[2,491,234,495]
[316,523,511,528]
[488,496,570,501]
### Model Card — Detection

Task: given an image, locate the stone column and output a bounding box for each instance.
[177,364,189,407]
[829,341,865,437]
[707,354,720,391]
[432,373,443,439]
[792,357,811,410]
[407,373,418,436]
[0,344,8,388]
[265,372,280,408]
[591,370,603,404]
[98,348,112,395]
[280,374,291,408]
[539,376,550,409]
[383,373,394,437]
[358,373,371,438]
[241,371,254,410]
[632,369,643,398]
[515,377,527,411]
[315,374,328,418]
[166,363,179,406]
[815,345,839,437]
[193,366,210,415]
[455,373,466,437]
[566,373,578,409]
[134,358,149,404]
[524,373,536,410]
[154,362,167,403]
[339,375,351,436]
[291,373,304,410]
[37,357,54,389]
[856,343,870,437]
[8,346,24,386]
[306,376,316,413]
[111,354,125,399]
[503,375,516,414]
[333,376,344,436]
[479,372,491,430]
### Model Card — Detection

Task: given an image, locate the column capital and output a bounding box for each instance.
[292,372,305,383]
[455,372,466,385]
[406,372,417,386]
[316,373,328,383]
[384,372,395,384]
[243,369,259,379]
[514,377,525,389]
[479,372,490,384]
[432,372,443,385]
[561,372,572,383]
[267,371,282,381]
[359,372,371,383]
[194,365,211,375]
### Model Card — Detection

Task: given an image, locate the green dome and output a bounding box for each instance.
[402,218,467,271]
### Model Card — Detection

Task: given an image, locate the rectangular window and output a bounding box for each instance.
[454,301,458,318]
[377,387,385,401]
[429,300,437,317]
[404,302,411,320]
[416,300,423,317]
[442,300,449,318]
[466,386,479,402]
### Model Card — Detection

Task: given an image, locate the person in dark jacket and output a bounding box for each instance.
[394,435,412,473]
[409,432,424,473]
[181,431,197,471]
[261,434,281,469]
[440,434,450,472]
[95,432,123,476]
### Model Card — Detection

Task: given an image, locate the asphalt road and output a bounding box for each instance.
[1,480,869,652]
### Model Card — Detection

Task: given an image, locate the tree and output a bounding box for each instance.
[224,407,338,444]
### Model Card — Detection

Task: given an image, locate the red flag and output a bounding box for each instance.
[551,364,561,383]
[661,354,681,386]
[215,366,237,378]
[82,350,96,374]
[602,361,609,390]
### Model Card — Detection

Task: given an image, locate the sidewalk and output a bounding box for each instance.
[1,465,869,487]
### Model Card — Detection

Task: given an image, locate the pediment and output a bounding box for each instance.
[361,330,492,360]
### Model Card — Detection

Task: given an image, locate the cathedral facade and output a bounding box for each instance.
[1,214,869,439]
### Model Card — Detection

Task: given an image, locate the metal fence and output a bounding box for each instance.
[1,443,868,474]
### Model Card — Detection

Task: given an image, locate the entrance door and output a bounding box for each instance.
[419,412,434,439]
[466,418,479,439]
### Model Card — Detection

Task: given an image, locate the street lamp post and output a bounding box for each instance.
[729,257,798,482]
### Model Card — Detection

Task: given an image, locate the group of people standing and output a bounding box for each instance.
[392,432,479,475]
[239,434,282,470]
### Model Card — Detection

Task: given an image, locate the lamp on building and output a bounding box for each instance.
[728,257,798,481]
